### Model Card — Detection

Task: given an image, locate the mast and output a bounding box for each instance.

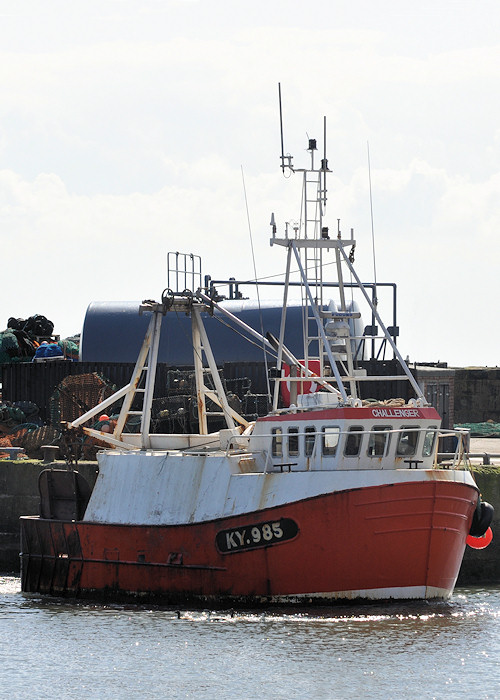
[270,92,427,406]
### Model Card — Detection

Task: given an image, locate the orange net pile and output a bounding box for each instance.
[0,426,33,459]
[0,433,13,459]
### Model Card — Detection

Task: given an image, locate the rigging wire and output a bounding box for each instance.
[367,141,378,308]
[241,166,271,399]
[211,313,279,360]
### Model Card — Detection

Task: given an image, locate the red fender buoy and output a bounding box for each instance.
[466,527,493,549]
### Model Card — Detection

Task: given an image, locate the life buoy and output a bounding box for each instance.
[466,527,493,549]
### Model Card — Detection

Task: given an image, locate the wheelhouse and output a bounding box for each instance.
[249,406,446,471]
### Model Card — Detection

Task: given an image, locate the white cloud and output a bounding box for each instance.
[0,0,499,368]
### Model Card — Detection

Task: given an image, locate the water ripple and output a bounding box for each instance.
[1,576,499,699]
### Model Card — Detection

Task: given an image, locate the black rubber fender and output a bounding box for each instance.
[469,499,494,537]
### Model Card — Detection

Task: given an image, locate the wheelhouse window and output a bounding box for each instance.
[367,426,391,457]
[396,427,420,457]
[272,428,283,457]
[305,426,316,456]
[344,426,363,456]
[288,427,299,456]
[422,426,438,457]
[322,426,340,456]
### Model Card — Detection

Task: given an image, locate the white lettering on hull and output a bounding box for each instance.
[371,408,420,418]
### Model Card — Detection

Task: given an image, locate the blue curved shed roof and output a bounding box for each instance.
[80,300,311,364]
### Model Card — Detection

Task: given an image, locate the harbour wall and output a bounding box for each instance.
[454,368,500,424]
[0,462,98,572]
[457,469,500,585]
[0,461,498,585]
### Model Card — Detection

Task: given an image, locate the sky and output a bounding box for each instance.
[0,0,499,367]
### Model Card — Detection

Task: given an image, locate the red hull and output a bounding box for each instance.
[21,479,477,603]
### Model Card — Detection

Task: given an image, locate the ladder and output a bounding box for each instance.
[299,146,359,399]
[301,155,327,386]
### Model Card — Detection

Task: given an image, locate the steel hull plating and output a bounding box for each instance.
[20,479,477,604]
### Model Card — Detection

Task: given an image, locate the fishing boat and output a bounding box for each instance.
[20,115,493,604]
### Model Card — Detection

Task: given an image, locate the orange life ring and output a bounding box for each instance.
[466,526,493,549]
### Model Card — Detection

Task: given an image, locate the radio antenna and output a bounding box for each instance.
[367,141,378,307]
[278,83,285,173]
[321,115,328,208]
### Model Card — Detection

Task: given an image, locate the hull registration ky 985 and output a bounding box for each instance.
[215,518,299,554]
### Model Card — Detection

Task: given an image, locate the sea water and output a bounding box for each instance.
[0,576,499,699]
